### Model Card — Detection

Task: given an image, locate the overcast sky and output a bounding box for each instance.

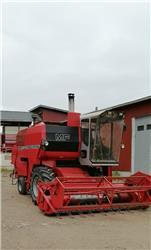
[1,1,150,113]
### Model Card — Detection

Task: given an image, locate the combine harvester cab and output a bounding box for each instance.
[11,94,151,215]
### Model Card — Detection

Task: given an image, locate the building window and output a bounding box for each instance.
[146,124,151,130]
[137,125,144,131]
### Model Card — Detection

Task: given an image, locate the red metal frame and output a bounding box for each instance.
[37,172,151,215]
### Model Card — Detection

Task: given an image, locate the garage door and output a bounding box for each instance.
[134,116,151,173]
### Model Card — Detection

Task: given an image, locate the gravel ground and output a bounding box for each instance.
[1,172,151,250]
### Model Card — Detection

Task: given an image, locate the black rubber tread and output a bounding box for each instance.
[17,176,27,195]
[30,166,55,204]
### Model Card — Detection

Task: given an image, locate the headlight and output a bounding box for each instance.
[42,139,49,147]
[44,140,49,146]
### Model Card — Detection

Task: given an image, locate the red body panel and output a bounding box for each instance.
[40,151,80,161]
[12,112,81,190]
[67,112,80,127]
[56,167,89,177]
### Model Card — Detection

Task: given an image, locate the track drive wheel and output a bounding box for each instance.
[30,166,55,205]
[17,176,27,195]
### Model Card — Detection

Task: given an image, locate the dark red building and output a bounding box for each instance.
[30,105,68,123]
[109,96,151,174]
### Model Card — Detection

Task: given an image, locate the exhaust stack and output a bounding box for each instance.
[68,93,75,112]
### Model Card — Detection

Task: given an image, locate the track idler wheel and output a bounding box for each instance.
[30,166,55,204]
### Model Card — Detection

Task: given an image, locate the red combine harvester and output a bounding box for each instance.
[11,94,151,215]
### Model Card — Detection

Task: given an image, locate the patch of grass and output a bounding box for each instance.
[0,167,13,173]
[112,171,120,177]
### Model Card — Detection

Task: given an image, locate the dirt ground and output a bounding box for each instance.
[1,172,151,250]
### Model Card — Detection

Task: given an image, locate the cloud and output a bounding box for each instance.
[2,2,150,113]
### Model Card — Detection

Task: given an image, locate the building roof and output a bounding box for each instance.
[30,104,68,114]
[81,110,106,119]
[84,95,151,116]
[0,105,68,124]
[0,110,32,123]
[107,95,151,110]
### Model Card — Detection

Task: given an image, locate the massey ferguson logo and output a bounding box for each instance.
[55,133,71,142]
